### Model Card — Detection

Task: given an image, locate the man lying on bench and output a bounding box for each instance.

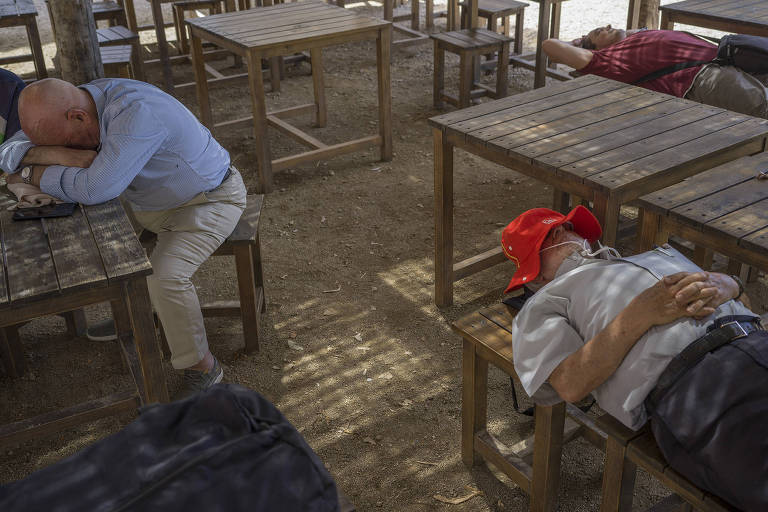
[501,206,767,510]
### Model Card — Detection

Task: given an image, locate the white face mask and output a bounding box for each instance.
[540,239,621,259]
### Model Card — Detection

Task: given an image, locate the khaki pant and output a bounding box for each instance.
[131,169,247,369]
[686,64,768,119]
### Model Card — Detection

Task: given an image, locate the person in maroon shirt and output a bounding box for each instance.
[542,26,768,119]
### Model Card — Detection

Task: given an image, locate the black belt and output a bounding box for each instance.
[646,315,764,411]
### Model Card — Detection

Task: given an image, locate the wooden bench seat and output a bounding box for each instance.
[453,303,609,510]
[431,28,512,109]
[96,25,145,82]
[141,193,266,354]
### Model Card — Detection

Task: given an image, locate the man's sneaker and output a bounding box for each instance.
[175,358,224,400]
[85,319,117,342]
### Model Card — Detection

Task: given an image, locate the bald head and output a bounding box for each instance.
[19,78,100,149]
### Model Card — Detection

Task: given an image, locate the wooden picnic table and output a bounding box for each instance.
[0,198,168,448]
[637,152,768,274]
[429,75,768,306]
[660,0,768,37]
[0,0,47,80]
[187,1,393,193]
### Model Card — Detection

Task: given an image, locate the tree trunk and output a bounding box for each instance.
[639,0,660,30]
[49,0,103,84]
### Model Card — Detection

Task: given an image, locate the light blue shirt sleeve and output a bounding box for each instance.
[40,102,168,205]
[0,130,35,173]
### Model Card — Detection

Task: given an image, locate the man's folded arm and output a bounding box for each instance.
[0,131,98,172]
[541,38,594,70]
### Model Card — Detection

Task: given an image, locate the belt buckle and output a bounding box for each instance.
[722,320,748,340]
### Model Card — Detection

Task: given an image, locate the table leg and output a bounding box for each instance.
[533,0,551,88]
[548,2,561,70]
[383,0,393,21]
[269,57,281,92]
[637,209,665,252]
[496,42,509,99]
[121,0,139,34]
[411,0,419,30]
[600,436,638,512]
[310,48,327,127]
[377,26,393,161]
[462,339,487,466]
[514,10,524,54]
[125,278,168,403]
[448,0,459,31]
[246,51,274,193]
[459,52,472,108]
[434,127,454,307]
[530,402,566,512]
[190,32,213,129]
[433,39,444,108]
[150,0,175,92]
[25,19,48,80]
[552,188,569,214]
[660,11,673,30]
[0,325,25,378]
[426,0,433,29]
[63,309,87,337]
[592,195,620,248]
[626,0,641,29]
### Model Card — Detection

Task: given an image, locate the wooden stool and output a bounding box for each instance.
[460,0,526,54]
[101,44,134,78]
[141,194,266,354]
[96,26,146,82]
[91,0,129,27]
[454,303,609,511]
[431,29,511,109]
[0,0,47,80]
[172,0,224,55]
[636,152,768,279]
[598,415,738,511]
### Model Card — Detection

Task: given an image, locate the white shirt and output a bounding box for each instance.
[511,246,753,430]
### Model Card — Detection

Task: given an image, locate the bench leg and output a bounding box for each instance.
[458,52,472,109]
[234,244,261,353]
[130,40,146,82]
[461,338,487,466]
[637,209,666,253]
[0,325,26,378]
[495,42,509,99]
[530,402,566,512]
[63,309,87,338]
[26,20,48,80]
[433,40,445,109]
[514,10,524,54]
[599,436,637,512]
[253,233,267,314]
[310,47,327,127]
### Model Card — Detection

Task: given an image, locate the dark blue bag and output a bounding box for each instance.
[0,384,340,512]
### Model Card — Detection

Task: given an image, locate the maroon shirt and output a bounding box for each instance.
[581,30,717,98]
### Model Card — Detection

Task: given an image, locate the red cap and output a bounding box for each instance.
[501,205,602,293]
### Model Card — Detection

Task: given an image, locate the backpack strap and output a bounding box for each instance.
[632,60,712,85]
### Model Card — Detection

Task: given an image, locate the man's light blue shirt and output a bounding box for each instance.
[0,79,230,210]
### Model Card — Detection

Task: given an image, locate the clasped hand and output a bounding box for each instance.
[635,272,736,326]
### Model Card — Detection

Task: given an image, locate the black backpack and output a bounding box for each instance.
[0,384,341,512]
[634,33,768,85]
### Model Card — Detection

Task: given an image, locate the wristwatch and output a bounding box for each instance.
[20,166,32,185]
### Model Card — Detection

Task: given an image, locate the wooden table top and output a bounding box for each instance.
[0,0,36,18]
[429,75,768,198]
[0,197,151,307]
[186,1,389,51]
[638,152,768,257]
[660,0,768,26]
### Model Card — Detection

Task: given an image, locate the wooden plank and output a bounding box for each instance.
[475,430,533,492]
[669,179,768,225]
[636,153,767,214]
[546,105,723,176]
[704,197,768,243]
[514,99,691,159]
[266,115,326,149]
[271,136,380,172]
[453,245,507,280]
[45,206,108,293]
[478,302,519,335]
[0,210,59,303]
[492,90,668,151]
[428,74,604,128]
[741,224,768,257]
[83,200,151,282]
[591,119,768,192]
[452,311,517,377]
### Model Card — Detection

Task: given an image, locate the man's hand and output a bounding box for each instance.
[664,272,742,314]
[23,146,97,168]
[632,276,717,326]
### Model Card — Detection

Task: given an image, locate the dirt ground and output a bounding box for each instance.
[1,1,767,511]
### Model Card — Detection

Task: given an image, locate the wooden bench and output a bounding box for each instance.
[454,303,609,510]
[0,0,47,80]
[460,0,526,54]
[141,193,266,354]
[598,415,738,512]
[96,26,146,82]
[101,44,135,78]
[431,29,511,109]
[636,152,768,279]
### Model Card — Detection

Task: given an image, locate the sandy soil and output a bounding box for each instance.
[1,1,766,511]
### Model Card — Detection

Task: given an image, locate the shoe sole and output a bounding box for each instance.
[85,332,118,342]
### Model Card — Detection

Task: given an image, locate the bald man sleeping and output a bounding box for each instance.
[0,78,246,399]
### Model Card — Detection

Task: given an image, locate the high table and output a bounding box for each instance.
[0,198,168,447]
[429,75,768,306]
[660,0,768,36]
[187,1,393,193]
[0,0,47,80]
